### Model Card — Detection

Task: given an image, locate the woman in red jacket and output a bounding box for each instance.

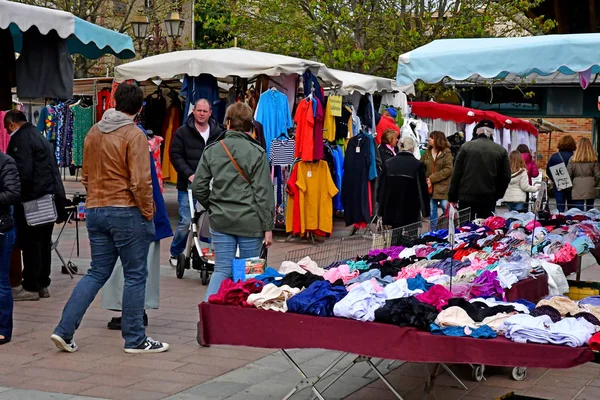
[517,144,539,184]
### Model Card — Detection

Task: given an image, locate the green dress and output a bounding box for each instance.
[71,104,93,166]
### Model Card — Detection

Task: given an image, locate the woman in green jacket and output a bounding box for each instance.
[193,103,274,300]
[421,131,453,230]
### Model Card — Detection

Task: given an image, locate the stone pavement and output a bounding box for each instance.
[2,178,600,399]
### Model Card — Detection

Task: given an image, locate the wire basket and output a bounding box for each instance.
[284,241,341,268]
[435,207,472,233]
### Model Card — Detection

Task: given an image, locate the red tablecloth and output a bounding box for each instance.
[591,242,600,264]
[558,258,579,276]
[198,303,594,369]
[504,273,548,302]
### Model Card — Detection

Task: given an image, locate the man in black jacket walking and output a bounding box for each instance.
[448,119,511,220]
[169,99,223,265]
[4,110,66,301]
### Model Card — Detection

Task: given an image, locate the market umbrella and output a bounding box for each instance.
[324,68,414,95]
[114,47,341,84]
[396,33,600,87]
[0,0,135,59]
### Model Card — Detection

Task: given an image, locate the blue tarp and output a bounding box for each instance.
[396,33,600,86]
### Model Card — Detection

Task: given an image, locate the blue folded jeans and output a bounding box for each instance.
[0,227,15,340]
[54,207,154,349]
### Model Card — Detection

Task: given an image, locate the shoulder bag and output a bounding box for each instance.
[22,194,57,226]
[220,141,251,184]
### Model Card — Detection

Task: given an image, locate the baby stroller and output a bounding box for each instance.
[175,188,214,285]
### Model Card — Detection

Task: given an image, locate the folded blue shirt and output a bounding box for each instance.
[406,274,434,292]
[430,324,497,339]
[286,281,348,317]
[255,267,285,285]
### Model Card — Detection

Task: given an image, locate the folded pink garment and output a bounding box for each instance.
[526,220,542,230]
[553,242,577,263]
[323,265,360,284]
[396,265,444,280]
[483,216,506,230]
[415,247,435,258]
[416,285,454,311]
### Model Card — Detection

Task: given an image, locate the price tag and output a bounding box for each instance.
[307,171,312,178]
[355,147,361,153]
[329,96,342,117]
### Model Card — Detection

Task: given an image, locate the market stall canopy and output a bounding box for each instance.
[326,68,414,95]
[396,33,600,87]
[0,0,135,59]
[410,102,538,137]
[114,47,341,84]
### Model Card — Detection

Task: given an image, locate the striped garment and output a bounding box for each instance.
[270,139,296,166]
[23,194,57,226]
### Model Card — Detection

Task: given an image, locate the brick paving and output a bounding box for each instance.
[2,178,600,399]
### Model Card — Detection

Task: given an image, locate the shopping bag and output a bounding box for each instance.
[232,258,247,283]
[549,162,572,191]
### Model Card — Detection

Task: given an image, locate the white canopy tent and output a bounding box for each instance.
[115,47,342,85]
[325,68,414,95]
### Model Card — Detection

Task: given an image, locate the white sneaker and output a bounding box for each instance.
[124,337,169,354]
[169,256,177,268]
[50,334,78,353]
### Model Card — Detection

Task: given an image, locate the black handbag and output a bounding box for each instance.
[0,211,14,233]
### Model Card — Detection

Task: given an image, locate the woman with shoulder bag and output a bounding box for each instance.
[193,102,274,300]
[422,131,453,230]
[567,137,600,211]
[546,135,576,212]
[0,152,21,344]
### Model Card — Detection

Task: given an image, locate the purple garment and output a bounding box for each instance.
[429,258,471,276]
[470,271,504,299]
[580,296,600,307]
[368,246,405,259]
[415,247,435,258]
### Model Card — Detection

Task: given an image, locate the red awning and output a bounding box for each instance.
[409,102,538,137]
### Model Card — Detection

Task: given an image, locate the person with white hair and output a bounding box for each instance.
[378,135,430,228]
[448,119,511,219]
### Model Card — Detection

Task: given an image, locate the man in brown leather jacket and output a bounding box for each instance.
[51,83,169,354]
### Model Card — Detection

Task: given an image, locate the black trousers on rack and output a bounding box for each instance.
[14,207,54,293]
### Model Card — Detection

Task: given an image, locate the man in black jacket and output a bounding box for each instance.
[169,99,223,265]
[4,110,66,301]
[447,119,511,220]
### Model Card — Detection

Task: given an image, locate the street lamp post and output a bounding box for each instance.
[131,10,185,57]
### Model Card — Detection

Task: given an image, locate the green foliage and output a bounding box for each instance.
[194,0,234,48]
[224,0,554,80]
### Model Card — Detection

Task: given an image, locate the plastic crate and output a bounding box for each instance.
[496,393,547,400]
[567,279,600,301]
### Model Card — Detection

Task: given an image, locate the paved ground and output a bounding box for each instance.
[2,178,600,399]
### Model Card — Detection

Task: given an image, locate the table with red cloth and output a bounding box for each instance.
[504,273,548,302]
[198,303,596,399]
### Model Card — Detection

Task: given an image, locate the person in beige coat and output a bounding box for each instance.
[567,137,600,211]
[504,151,539,212]
[422,131,453,230]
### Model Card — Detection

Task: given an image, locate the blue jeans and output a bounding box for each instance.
[204,229,263,301]
[506,202,528,212]
[54,207,154,349]
[0,227,15,340]
[573,199,595,211]
[429,199,448,231]
[554,190,573,212]
[171,190,196,257]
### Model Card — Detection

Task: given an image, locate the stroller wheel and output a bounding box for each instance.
[176,254,187,279]
[200,269,209,285]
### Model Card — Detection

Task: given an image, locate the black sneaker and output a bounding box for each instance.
[124,337,169,354]
[50,334,78,353]
[107,312,148,330]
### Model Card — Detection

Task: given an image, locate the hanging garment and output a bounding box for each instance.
[256,88,293,156]
[141,93,167,136]
[295,160,338,234]
[96,88,111,121]
[270,138,296,166]
[294,98,314,161]
[380,92,408,117]
[71,103,93,167]
[334,105,352,141]
[181,74,221,120]
[0,28,16,110]
[0,111,9,153]
[252,120,267,150]
[323,97,336,141]
[342,134,376,226]
[161,102,181,184]
[375,115,400,144]
[313,97,325,160]
[148,135,164,193]
[267,74,298,112]
[331,146,344,211]
[302,70,325,105]
[16,29,73,100]
[285,163,304,235]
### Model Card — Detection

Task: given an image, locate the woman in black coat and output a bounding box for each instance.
[0,152,20,344]
[376,129,399,205]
